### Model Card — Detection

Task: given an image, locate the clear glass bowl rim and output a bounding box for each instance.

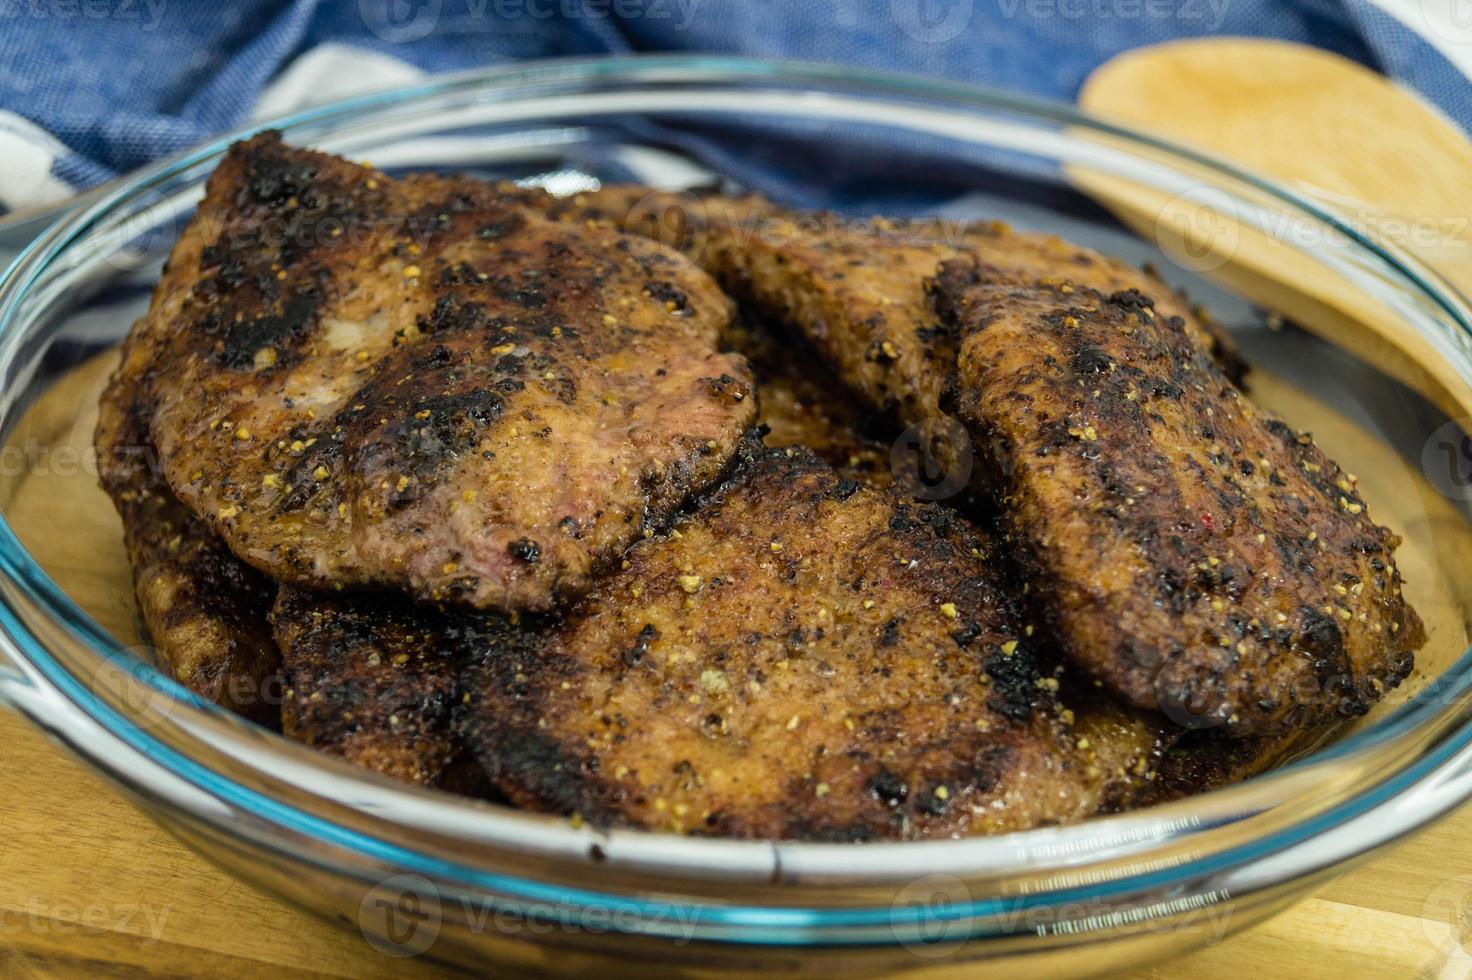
[1,55,1471,940]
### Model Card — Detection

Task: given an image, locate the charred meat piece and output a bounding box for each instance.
[123,134,754,612]
[931,260,1423,732]
[573,187,1245,411]
[572,189,1242,490]
[271,587,518,789]
[460,446,1164,839]
[259,312,885,792]
[95,339,280,724]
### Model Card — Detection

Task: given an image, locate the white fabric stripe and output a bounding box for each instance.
[249,43,427,122]
[1361,0,1472,83]
[0,110,74,211]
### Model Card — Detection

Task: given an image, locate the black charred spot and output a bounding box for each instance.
[508,539,542,564]
[867,769,908,807]
[865,339,899,365]
[644,280,688,313]
[951,623,983,646]
[477,212,525,241]
[704,373,749,405]
[1108,288,1155,313]
[1151,381,1183,400]
[243,150,317,209]
[985,650,1039,722]
[622,624,658,667]
[215,287,322,369]
[419,293,484,334]
[780,821,876,844]
[1261,418,1295,443]
[481,729,607,821]
[490,273,547,309]
[917,784,951,816]
[1071,346,1113,375]
[394,389,505,480]
[1297,607,1347,680]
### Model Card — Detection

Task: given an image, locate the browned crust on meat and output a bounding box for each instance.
[931,258,1423,733]
[95,334,280,724]
[94,155,1315,822]
[122,134,754,612]
[567,189,1244,503]
[460,447,1163,839]
[270,586,518,787]
[574,185,1245,401]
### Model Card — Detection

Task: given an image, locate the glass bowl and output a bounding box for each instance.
[1,56,1472,976]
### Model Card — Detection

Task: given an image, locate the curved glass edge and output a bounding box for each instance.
[0,57,1470,933]
[7,600,1472,943]
[10,55,1468,323]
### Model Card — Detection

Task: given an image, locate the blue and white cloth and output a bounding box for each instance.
[0,0,1467,214]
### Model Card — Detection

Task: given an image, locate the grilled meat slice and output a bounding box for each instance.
[270,587,517,788]
[931,259,1423,732]
[258,299,890,790]
[573,187,1245,404]
[706,209,1244,415]
[461,446,1164,839]
[123,134,753,612]
[571,188,1243,494]
[96,340,280,724]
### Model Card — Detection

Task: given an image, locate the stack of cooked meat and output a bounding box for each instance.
[96,133,1424,841]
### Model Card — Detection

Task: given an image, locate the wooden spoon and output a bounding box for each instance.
[1071,38,1472,418]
